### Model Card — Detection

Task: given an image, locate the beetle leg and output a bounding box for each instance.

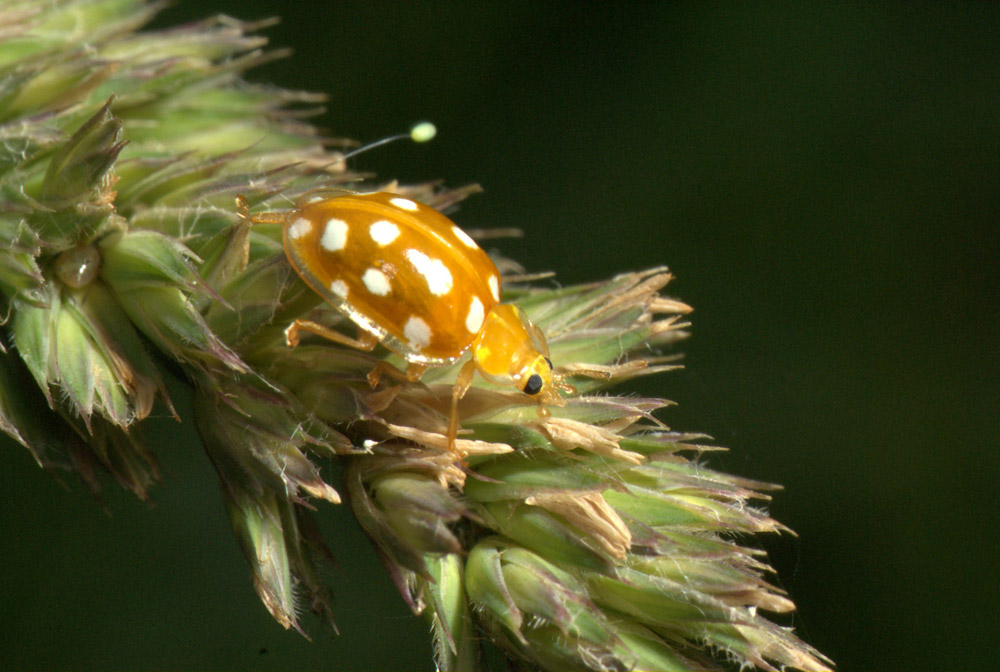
[236,195,285,226]
[284,319,378,351]
[404,361,429,382]
[235,195,250,222]
[367,360,427,388]
[447,359,478,454]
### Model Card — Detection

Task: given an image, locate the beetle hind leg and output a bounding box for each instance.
[284,319,379,351]
[235,194,285,226]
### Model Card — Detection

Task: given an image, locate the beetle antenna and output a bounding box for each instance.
[341,122,437,161]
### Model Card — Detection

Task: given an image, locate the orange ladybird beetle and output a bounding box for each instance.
[242,189,571,452]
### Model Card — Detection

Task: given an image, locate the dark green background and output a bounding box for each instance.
[2,2,997,670]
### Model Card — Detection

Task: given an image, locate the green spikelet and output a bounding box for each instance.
[0,1,831,669]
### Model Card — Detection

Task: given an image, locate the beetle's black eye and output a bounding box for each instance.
[523,373,544,395]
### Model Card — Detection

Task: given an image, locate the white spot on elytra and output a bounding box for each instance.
[390,197,419,211]
[404,316,432,348]
[288,217,312,240]
[452,225,478,249]
[488,274,500,302]
[405,249,453,296]
[369,220,400,246]
[320,218,348,251]
[330,279,349,298]
[362,268,391,296]
[466,296,485,334]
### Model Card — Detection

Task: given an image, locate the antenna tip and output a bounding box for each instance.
[409,121,437,143]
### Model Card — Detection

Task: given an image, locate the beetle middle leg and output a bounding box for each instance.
[366,360,427,388]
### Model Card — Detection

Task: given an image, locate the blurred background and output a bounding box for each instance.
[2,2,997,670]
